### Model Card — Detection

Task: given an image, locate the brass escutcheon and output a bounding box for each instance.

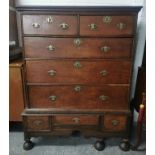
[74,38,82,47]
[47,45,55,51]
[73,61,82,69]
[112,120,119,126]
[101,46,110,53]
[74,85,81,92]
[46,16,53,23]
[103,16,112,23]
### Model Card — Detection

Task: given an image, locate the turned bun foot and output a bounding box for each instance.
[119,139,130,151]
[23,140,34,151]
[94,140,105,151]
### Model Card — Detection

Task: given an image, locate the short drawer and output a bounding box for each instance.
[80,15,135,36]
[54,115,99,126]
[22,15,77,35]
[25,116,50,132]
[28,85,129,110]
[103,114,128,132]
[24,37,133,59]
[26,60,131,84]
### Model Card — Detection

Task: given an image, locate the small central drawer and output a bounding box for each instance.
[26,60,131,84]
[24,37,133,59]
[54,115,99,126]
[80,15,135,36]
[22,15,78,35]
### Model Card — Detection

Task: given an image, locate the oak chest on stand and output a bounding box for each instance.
[16,6,142,151]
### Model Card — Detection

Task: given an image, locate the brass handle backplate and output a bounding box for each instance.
[60,23,69,30]
[99,95,109,101]
[117,23,126,30]
[100,70,108,76]
[46,16,53,23]
[72,117,80,124]
[103,16,112,23]
[47,45,55,51]
[74,38,82,47]
[48,70,56,77]
[49,95,57,101]
[32,23,40,28]
[112,120,119,126]
[33,120,43,126]
[73,61,82,69]
[74,85,81,92]
[101,46,110,53]
[88,23,97,30]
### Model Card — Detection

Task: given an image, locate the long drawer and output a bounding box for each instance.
[23,15,78,35]
[28,85,129,110]
[24,37,133,59]
[26,60,131,84]
[80,15,135,36]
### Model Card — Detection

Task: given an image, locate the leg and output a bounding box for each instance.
[94,138,105,151]
[119,138,130,151]
[23,135,34,151]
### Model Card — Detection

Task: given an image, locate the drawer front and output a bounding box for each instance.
[26,116,50,132]
[80,16,135,36]
[23,15,77,35]
[24,37,133,59]
[54,115,99,126]
[26,60,131,84]
[103,114,127,131]
[28,85,129,110]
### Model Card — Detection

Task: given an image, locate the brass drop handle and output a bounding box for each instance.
[46,16,53,23]
[99,95,109,101]
[48,70,56,77]
[88,23,97,30]
[72,117,80,124]
[49,95,57,101]
[74,85,81,92]
[73,61,82,69]
[60,23,69,30]
[116,22,126,30]
[32,23,40,28]
[33,120,43,126]
[112,120,119,126]
[74,38,82,47]
[47,45,55,51]
[101,46,110,53]
[100,70,108,76]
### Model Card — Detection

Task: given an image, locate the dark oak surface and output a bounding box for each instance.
[23,15,78,35]
[16,5,142,150]
[28,85,129,110]
[80,16,135,36]
[24,37,133,59]
[26,59,131,84]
